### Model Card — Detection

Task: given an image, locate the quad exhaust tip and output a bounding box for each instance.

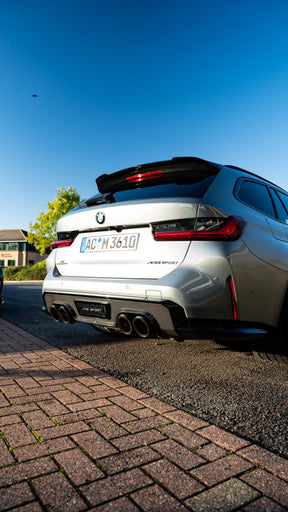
[50,304,61,322]
[49,304,157,336]
[116,314,133,335]
[133,315,150,338]
[49,304,75,324]
[116,312,157,338]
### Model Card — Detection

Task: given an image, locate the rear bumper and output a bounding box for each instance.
[42,251,241,337]
[43,291,187,337]
[42,246,255,337]
[42,291,270,340]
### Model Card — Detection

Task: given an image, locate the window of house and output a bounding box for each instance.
[0,242,19,250]
[8,260,15,266]
[0,260,4,267]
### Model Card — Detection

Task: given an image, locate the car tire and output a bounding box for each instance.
[252,339,288,364]
[252,293,288,364]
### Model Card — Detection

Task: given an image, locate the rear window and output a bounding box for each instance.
[86,174,217,206]
[112,175,216,202]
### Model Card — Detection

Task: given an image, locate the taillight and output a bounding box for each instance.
[51,231,78,250]
[153,216,246,241]
[51,239,74,250]
[126,170,163,184]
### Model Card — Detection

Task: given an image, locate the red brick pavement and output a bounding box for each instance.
[0,318,288,511]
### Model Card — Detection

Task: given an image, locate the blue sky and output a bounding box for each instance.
[1,0,288,230]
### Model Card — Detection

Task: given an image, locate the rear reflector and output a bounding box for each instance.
[153,216,246,241]
[51,239,74,250]
[126,170,163,184]
[228,276,238,320]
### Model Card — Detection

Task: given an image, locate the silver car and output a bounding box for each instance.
[42,157,288,356]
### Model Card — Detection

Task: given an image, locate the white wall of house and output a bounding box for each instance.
[0,249,46,267]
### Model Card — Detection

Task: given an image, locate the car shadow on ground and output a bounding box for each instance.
[213,333,288,365]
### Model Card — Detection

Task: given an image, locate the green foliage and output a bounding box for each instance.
[3,260,47,281]
[2,266,22,280]
[27,186,80,255]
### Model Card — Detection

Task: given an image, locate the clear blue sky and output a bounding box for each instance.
[1,0,288,230]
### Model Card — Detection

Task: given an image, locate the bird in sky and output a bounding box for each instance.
[32,94,38,98]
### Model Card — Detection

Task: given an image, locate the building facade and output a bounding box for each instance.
[0,229,46,268]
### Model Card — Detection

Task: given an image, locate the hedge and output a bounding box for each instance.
[3,260,47,281]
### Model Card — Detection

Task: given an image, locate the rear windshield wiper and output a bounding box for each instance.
[85,193,115,207]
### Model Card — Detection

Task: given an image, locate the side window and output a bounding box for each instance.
[269,189,288,224]
[277,191,288,218]
[237,180,275,217]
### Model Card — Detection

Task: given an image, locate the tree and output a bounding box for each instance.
[27,186,81,255]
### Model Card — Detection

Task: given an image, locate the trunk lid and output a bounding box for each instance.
[55,198,199,279]
[54,157,221,279]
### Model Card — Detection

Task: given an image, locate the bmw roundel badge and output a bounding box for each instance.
[96,211,105,224]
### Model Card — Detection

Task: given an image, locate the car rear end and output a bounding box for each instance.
[42,157,250,338]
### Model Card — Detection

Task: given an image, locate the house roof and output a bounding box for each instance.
[0,229,28,242]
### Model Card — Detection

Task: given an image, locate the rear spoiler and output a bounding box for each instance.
[96,157,222,194]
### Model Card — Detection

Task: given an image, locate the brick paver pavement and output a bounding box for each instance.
[0,318,287,511]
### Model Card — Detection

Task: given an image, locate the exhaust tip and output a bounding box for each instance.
[116,313,133,335]
[58,305,75,324]
[49,304,75,324]
[49,304,61,322]
[133,315,151,338]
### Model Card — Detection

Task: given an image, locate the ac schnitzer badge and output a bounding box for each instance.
[96,211,105,224]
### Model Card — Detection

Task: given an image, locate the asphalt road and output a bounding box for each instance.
[1,281,288,458]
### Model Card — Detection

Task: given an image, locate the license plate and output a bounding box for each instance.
[80,233,139,252]
[75,301,110,319]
